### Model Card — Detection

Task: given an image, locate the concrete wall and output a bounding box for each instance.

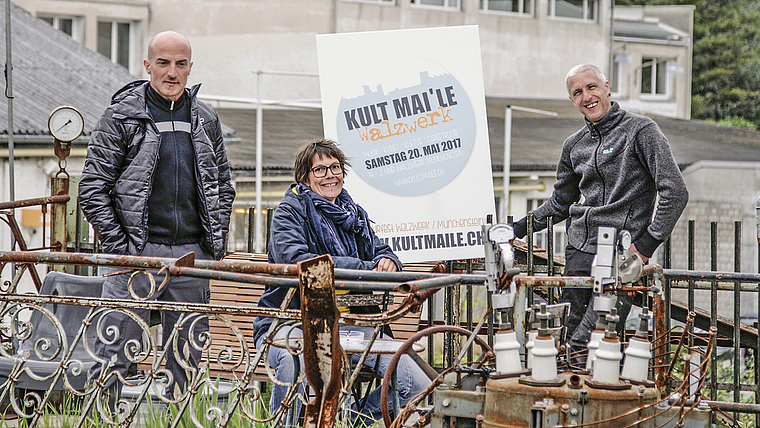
[149,0,333,102]
[20,0,612,101]
[14,0,694,118]
[334,0,611,100]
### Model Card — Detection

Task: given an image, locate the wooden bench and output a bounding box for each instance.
[202,252,445,382]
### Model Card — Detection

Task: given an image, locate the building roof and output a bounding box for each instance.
[0,4,135,138]
[614,20,685,42]
[217,98,760,176]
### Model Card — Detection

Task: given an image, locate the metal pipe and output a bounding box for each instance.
[734,221,742,409]
[396,275,462,293]
[667,397,760,415]
[5,0,14,207]
[661,269,760,283]
[168,265,404,292]
[16,250,760,290]
[687,220,695,349]
[710,221,718,402]
[0,292,302,319]
[493,182,548,193]
[0,194,69,210]
[254,70,263,253]
[0,148,88,158]
[502,106,511,222]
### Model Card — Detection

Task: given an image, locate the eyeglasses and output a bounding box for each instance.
[310,163,343,178]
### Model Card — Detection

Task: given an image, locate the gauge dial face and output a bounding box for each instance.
[48,106,84,142]
[619,230,632,249]
[489,224,515,243]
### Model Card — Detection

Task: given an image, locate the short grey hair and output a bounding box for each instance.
[565,64,606,94]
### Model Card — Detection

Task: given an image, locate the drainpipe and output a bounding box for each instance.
[5,0,15,251]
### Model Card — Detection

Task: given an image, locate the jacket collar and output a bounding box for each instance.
[584,101,625,135]
[109,81,202,120]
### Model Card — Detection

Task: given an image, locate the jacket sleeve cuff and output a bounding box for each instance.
[633,231,662,259]
[513,217,528,239]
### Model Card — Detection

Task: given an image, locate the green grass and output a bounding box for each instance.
[0,376,273,428]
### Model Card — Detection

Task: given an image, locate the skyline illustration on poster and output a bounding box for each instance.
[337,70,475,197]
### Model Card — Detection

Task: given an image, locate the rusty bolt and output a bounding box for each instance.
[476,414,484,422]
[561,404,570,413]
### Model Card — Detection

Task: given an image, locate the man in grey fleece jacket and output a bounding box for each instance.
[514,64,688,356]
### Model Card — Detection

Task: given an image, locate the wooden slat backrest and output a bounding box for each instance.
[203,253,444,380]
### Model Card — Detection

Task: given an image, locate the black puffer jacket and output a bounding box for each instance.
[79,81,235,260]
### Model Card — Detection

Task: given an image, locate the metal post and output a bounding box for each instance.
[255,70,264,253]
[734,221,742,412]
[5,0,15,248]
[756,196,760,426]
[50,176,68,271]
[688,220,695,348]
[248,206,255,253]
[710,221,718,402]
[502,106,512,223]
[502,106,557,223]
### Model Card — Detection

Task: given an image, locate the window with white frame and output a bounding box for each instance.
[548,0,596,21]
[97,20,132,69]
[481,0,532,15]
[640,57,668,97]
[526,198,567,254]
[39,14,84,43]
[411,0,459,9]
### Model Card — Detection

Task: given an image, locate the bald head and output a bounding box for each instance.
[144,31,193,101]
[147,31,192,62]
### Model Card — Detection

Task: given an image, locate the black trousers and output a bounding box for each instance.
[561,245,633,349]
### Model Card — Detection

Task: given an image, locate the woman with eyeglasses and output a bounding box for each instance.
[253,138,428,425]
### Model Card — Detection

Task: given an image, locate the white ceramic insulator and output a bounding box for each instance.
[494,330,522,374]
[526,330,538,369]
[586,330,605,371]
[530,336,558,381]
[621,336,652,382]
[593,338,623,384]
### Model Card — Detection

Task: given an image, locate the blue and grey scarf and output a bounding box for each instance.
[296,183,375,261]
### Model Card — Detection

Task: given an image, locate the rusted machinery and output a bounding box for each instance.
[386,224,716,428]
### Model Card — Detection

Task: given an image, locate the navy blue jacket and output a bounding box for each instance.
[253,185,401,344]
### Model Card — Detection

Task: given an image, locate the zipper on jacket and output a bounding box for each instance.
[584,124,606,249]
[190,100,215,257]
[171,103,180,244]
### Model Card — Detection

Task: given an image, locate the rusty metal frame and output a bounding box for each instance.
[0,195,69,291]
[0,243,759,426]
[0,250,448,428]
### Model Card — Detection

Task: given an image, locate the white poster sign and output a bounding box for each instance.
[317,26,495,263]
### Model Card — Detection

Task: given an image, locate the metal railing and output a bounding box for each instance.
[4,188,760,426]
[0,251,447,428]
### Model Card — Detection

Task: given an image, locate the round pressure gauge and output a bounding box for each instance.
[48,106,84,142]
[619,230,632,249]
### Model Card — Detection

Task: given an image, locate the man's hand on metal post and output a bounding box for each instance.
[629,243,649,264]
